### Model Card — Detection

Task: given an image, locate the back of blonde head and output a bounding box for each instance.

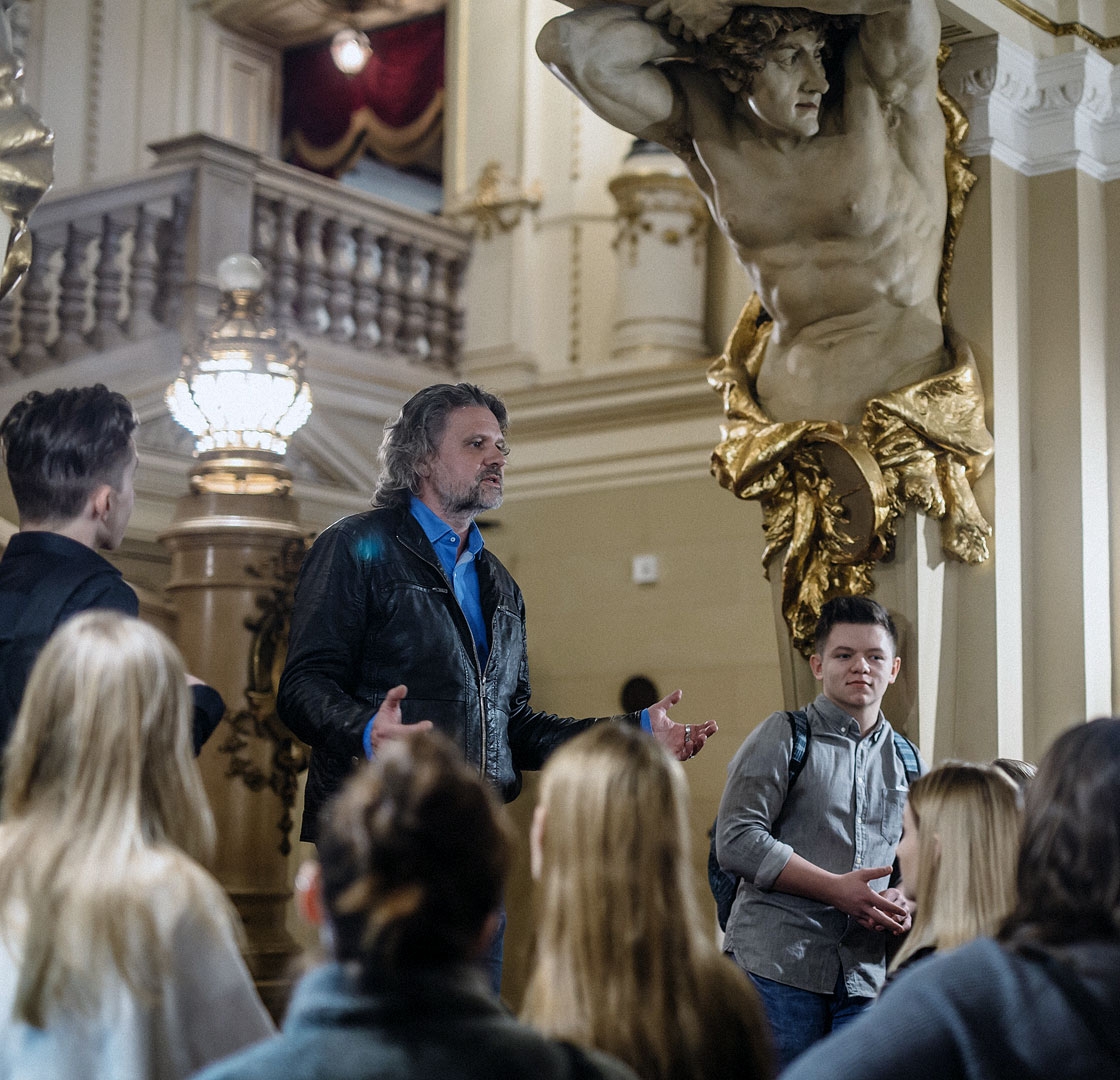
[0,612,223,1026]
[522,724,772,1080]
[891,762,1021,971]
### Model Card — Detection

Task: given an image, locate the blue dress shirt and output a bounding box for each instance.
[408,496,491,671]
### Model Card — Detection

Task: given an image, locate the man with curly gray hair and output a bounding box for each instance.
[278,382,717,993]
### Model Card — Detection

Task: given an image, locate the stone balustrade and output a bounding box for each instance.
[0,133,471,380]
[250,154,468,368]
[0,164,195,379]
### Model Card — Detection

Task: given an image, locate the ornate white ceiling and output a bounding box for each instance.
[205,0,446,50]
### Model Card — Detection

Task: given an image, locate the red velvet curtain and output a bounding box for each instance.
[282,12,444,178]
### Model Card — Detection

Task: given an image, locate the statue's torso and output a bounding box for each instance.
[680,70,948,422]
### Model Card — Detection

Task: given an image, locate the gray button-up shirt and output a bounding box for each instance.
[716,694,917,997]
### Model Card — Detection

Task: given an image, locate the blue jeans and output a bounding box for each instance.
[748,969,872,1070]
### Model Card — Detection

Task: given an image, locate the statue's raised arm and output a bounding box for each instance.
[536,5,688,151]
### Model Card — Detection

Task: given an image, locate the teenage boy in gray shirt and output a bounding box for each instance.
[716,596,922,1068]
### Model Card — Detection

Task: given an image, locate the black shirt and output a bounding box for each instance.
[0,531,222,757]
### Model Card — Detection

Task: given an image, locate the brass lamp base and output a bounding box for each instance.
[190,449,294,497]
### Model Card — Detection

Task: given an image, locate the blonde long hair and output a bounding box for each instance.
[0,612,228,1027]
[522,723,773,1080]
[891,762,1021,972]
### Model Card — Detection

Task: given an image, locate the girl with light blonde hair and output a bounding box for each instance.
[523,722,774,1080]
[0,611,274,1078]
[889,761,1021,977]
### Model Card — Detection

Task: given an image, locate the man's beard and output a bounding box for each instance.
[441,471,503,516]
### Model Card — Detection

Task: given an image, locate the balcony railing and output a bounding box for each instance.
[0,133,471,380]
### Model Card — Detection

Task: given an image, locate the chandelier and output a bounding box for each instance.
[323,0,403,74]
[331,26,372,74]
[167,254,312,459]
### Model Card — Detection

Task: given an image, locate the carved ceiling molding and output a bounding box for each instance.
[942,36,1120,180]
[993,0,1120,51]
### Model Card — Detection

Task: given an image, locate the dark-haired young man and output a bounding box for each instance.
[715,595,924,1067]
[0,385,223,759]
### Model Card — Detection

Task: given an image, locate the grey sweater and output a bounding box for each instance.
[192,962,640,1080]
[780,937,1120,1080]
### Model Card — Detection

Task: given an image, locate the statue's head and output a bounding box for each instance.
[689,6,855,96]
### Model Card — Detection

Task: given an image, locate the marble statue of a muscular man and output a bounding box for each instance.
[537,0,946,425]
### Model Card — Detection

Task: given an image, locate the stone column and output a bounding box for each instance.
[608,140,709,367]
[159,469,307,1019]
[942,35,1120,761]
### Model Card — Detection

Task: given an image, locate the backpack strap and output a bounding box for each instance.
[891,731,922,784]
[709,707,810,931]
[785,709,811,789]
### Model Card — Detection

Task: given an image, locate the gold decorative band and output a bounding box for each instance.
[995,0,1120,50]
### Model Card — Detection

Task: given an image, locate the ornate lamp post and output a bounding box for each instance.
[160,255,313,1018]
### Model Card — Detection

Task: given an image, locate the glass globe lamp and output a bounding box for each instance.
[166,254,313,495]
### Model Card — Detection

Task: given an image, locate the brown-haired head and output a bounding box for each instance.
[1002,718,1120,946]
[813,594,898,656]
[0,385,137,524]
[372,383,509,510]
[316,731,511,977]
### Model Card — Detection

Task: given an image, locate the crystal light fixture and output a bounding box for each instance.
[330,26,372,74]
[166,254,312,495]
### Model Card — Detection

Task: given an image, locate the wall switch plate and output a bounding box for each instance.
[632,553,659,585]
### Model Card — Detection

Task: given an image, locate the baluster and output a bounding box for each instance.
[324,219,354,343]
[17,229,63,373]
[127,203,159,338]
[426,251,451,369]
[252,196,277,319]
[447,257,467,370]
[297,206,327,335]
[89,212,129,349]
[155,192,191,327]
[400,244,430,361]
[352,225,381,348]
[55,222,97,361]
[271,199,300,334]
[377,234,404,355]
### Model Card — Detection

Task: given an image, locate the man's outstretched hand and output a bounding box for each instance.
[648,688,718,761]
[366,685,433,758]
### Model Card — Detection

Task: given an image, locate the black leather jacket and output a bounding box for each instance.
[278,505,637,841]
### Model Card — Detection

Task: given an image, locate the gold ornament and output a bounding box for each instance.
[709,297,993,656]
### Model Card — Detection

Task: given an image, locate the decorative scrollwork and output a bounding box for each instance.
[609,172,709,267]
[218,536,311,856]
[443,161,543,240]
